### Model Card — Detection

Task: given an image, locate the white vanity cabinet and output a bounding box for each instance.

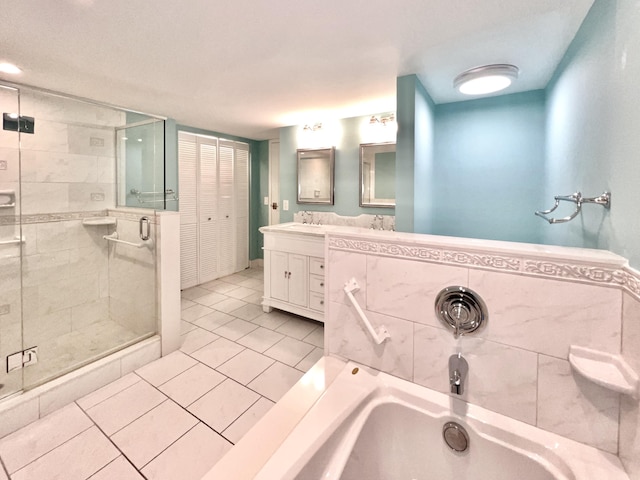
[260,224,326,322]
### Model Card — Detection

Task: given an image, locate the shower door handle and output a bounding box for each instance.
[139,216,150,241]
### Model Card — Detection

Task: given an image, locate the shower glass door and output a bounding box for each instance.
[0,84,23,400]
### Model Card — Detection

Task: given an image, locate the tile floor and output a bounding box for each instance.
[0,266,324,480]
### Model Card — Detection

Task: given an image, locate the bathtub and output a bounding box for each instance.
[254,361,629,480]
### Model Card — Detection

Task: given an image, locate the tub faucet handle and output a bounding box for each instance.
[449,353,468,395]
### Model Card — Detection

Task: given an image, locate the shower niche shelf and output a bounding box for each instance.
[569,345,639,399]
[82,217,116,226]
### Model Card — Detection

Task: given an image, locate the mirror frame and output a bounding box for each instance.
[359,141,396,208]
[297,147,335,205]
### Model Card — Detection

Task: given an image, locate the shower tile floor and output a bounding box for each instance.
[0,266,324,480]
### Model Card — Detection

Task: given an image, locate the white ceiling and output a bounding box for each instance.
[0,0,594,140]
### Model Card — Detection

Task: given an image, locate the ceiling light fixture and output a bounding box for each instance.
[369,113,395,126]
[454,64,519,96]
[0,62,22,75]
[303,123,322,132]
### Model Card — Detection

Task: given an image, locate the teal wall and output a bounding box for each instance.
[374,152,396,198]
[431,91,546,243]
[544,0,640,268]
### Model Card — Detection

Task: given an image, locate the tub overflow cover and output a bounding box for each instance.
[442,422,470,452]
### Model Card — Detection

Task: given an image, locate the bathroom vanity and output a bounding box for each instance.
[259,223,328,322]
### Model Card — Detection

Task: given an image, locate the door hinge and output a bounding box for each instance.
[6,346,38,373]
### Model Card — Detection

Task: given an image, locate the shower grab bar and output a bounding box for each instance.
[535,191,611,224]
[344,278,391,345]
[0,236,24,246]
[103,232,145,248]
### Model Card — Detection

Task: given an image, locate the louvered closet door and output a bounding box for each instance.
[178,132,198,289]
[218,140,235,277]
[198,137,219,283]
[235,142,250,270]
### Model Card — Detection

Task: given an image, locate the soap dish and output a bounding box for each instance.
[569,345,639,399]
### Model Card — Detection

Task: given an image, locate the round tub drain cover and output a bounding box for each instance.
[435,286,487,338]
[442,422,469,452]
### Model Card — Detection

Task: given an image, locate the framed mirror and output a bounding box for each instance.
[297,147,335,204]
[360,142,396,207]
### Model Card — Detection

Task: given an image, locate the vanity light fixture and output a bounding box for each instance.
[303,123,323,132]
[369,113,395,126]
[0,62,22,75]
[453,64,519,95]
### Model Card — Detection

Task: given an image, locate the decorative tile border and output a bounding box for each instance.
[328,234,640,301]
[0,211,107,226]
[107,208,158,224]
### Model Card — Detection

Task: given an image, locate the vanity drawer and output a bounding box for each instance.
[309,292,325,312]
[309,257,325,276]
[309,274,325,293]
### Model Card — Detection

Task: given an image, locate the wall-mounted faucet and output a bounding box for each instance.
[449,353,468,395]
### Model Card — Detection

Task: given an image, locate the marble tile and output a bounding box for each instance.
[77,373,141,410]
[190,337,244,369]
[212,297,247,313]
[619,395,640,480]
[265,336,315,367]
[327,249,367,305]
[135,351,198,387]
[275,317,320,340]
[0,466,7,480]
[141,423,232,480]
[214,318,259,341]
[85,380,166,435]
[242,291,264,306]
[0,403,93,474]
[120,338,161,374]
[251,311,292,330]
[247,362,304,402]
[188,379,260,432]
[192,291,227,306]
[181,298,196,310]
[537,355,619,453]
[366,255,468,326]
[68,183,114,212]
[89,456,144,480]
[111,400,198,468]
[327,301,414,380]
[216,349,275,385]
[237,277,263,290]
[179,328,219,354]
[222,397,274,444]
[303,326,324,348]
[159,363,225,408]
[469,270,622,359]
[11,426,118,480]
[180,320,197,335]
[413,324,538,424]
[181,304,214,322]
[221,273,252,285]
[229,303,264,321]
[296,347,324,372]
[236,327,285,352]
[20,182,69,215]
[201,281,239,294]
[0,396,39,439]
[226,286,258,300]
[180,286,211,301]
[622,293,640,373]
[193,310,235,331]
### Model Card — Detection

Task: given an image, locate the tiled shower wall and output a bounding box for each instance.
[326,231,638,464]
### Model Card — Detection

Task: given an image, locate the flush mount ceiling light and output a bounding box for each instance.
[454,64,519,96]
[0,62,22,75]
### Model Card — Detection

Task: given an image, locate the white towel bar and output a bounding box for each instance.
[103,232,145,248]
[343,278,391,345]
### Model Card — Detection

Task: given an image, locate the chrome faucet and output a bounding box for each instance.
[449,353,468,395]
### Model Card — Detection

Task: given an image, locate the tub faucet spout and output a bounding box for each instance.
[449,353,468,395]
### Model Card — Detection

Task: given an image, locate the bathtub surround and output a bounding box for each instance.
[325,229,639,462]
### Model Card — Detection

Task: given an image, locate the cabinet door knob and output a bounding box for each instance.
[320,282,324,287]
[320,300,324,305]
[320,265,324,269]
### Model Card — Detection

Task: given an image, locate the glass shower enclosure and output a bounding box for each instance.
[0,83,166,401]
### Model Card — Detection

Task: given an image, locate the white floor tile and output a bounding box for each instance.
[190,337,245,369]
[188,379,260,432]
[203,281,239,294]
[111,400,198,468]
[135,351,197,387]
[0,465,7,480]
[221,273,252,285]
[179,328,219,354]
[180,320,198,335]
[192,291,227,306]
[89,456,144,480]
[276,317,320,339]
[251,310,293,330]
[11,426,118,480]
[85,380,166,435]
[248,362,304,402]
[242,291,264,305]
[296,347,324,372]
[192,310,235,331]
[180,287,210,301]
[303,326,325,348]
[214,318,259,341]
[237,277,263,290]
[180,298,196,311]
[0,403,93,474]
[213,297,247,313]
[181,304,214,322]
[141,423,232,480]
[236,327,285,352]
[216,349,275,385]
[265,336,315,367]
[159,364,226,407]
[225,286,258,300]
[222,397,274,444]
[230,303,264,321]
